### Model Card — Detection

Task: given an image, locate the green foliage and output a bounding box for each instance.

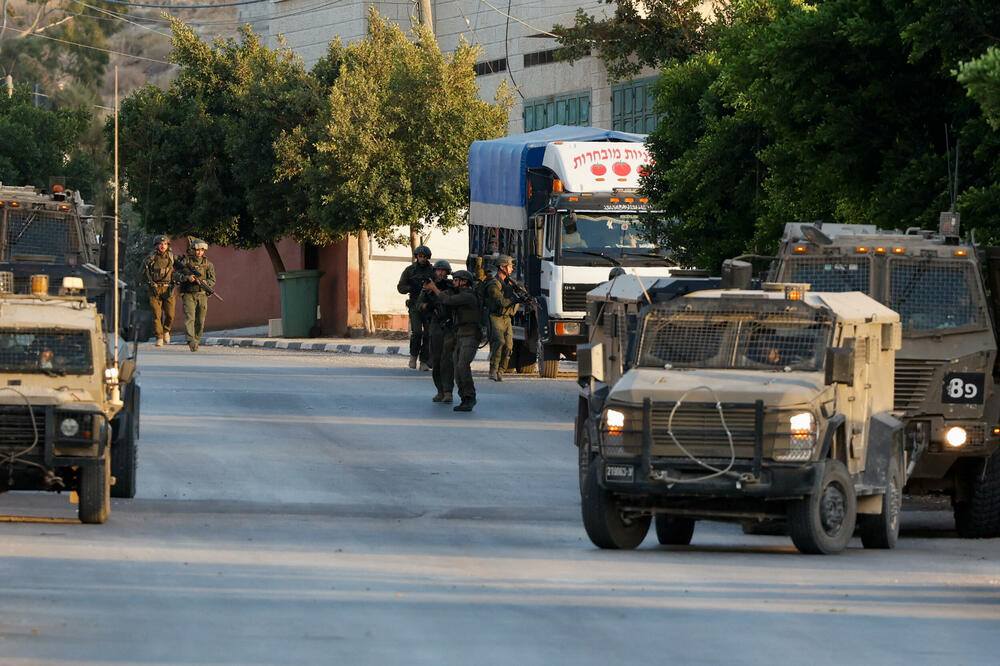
[958,46,1000,130]
[552,0,716,81]
[0,84,92,191]
[276,8,513,246]
[642,0,1000,269]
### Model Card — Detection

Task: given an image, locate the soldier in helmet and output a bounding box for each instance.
[173,239,216,352]
[396,244,434,370]
[139,234,176,347]
[424,269,478,412]
[417,259,455,402]
[485,255,522,381]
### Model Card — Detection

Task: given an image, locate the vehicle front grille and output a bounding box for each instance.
[562,283,599,312]
[894,360,938,411]
[0,406,45,451]
[650,405,759,459]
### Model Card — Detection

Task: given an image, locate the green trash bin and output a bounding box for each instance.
[276,270,324,338]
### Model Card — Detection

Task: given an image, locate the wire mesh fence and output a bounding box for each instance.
[0,329,93,375]
[3,210,81,263]
[777,255,871,293]
[889,259,985,332]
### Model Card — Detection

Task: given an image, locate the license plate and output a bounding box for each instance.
[605,464,634,483]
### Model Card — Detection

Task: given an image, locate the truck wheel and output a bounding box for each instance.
[654,515,695,545]
[578,418,598,495]
[954,448,1000,538]
[537,339,559,378]
[110,412,139,499]
[78,455,110,524]
[787,460,856,554]
[859,452,902,549]
[581,463,649,549]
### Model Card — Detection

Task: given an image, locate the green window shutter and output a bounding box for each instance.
[610,76,662,134]
[523,90,592,130]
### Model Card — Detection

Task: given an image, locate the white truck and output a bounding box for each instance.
[468,126,688,376]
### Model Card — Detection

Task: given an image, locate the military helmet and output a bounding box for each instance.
[153,234,170,245]
[497,255,514,267]
[452,269,474,282]
[191,239,208,250]
[414,245,432,258]
[609,267,626,279]
[433,259,452,272]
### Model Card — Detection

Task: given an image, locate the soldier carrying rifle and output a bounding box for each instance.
[173,239,217,352]
[417,259,456,403]
[396,245,434,370]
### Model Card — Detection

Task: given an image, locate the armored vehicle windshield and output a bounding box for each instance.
[0,329,93,375]
[636,301,833,371]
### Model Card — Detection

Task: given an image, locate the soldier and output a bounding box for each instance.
[396,245,434,370]
[173,239,216,352]
[486,255,521,381]
[140,234,176,347]
[424,269,478,412]
[417,259,455,403]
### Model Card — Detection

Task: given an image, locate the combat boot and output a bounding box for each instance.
[420,361,430,371]
[441,393,453,403]
[408,355,417,369]
[155,337,163,347]
[453,398,474,412]
[163,332,170,344]
[432,392,445,402]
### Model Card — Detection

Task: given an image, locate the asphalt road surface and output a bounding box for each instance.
[1,347,997,665]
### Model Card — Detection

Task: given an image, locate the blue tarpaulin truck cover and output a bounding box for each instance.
[468,125,646,230]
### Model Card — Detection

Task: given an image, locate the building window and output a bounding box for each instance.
[474,58,507,76]
[611,76,662,134]
[523,49,557,68]
[523,90,591,132]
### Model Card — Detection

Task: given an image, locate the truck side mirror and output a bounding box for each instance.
[824,346,854,386]
[119,358,136,384]
[577,343,604,384]
[533,215,544,258]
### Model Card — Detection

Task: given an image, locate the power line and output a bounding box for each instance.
[73,1,173,36]
[479,0,556,38]
[95,0,271,8]
[6,23,170,64]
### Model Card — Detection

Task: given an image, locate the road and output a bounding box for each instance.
[1,347,997,665]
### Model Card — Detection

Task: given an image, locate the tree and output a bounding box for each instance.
[276,9,512,331]
[958,46,1000,130]
[0,83,94,191]
[114,20,332,273]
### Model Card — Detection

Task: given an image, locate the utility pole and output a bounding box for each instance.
[412,0,434,250]
[6,74,12,98]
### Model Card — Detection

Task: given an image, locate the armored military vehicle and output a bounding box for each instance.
[770,216,1000,537]
[0,277,136,523]
[0,183,141,498]
[577,283,903,554]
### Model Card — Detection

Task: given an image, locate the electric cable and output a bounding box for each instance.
[5,23,170,63]
[503,0,524,100]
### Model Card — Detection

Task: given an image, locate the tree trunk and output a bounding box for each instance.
[357,231,375,334]
[416,0,434,36]
[264,241,286,275]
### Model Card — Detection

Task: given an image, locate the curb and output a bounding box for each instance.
[202,337,491,362]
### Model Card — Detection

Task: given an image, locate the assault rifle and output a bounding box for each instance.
[424,278,454,328]
[508,279,537,307]
[175,261,224,301]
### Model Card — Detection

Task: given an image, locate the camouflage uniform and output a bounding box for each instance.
[174,244,216,351]
[396,250,434,368]
[140,242,176,343]
[486,273,519,380]
[437,272,479,411]
[417,274,456,401]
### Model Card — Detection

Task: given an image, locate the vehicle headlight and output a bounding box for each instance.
[776,411,816,462]
[555,322,582,336]
[605,408,625,435]
[59,417,80,437]
[945,426,967,448]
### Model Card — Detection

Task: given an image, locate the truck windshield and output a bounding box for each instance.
[889,260,985,332]
[637,307,832,371]
[779,256,871,294]
[561,213,656,252]
[0,329,93,375]
[2,210,76,263]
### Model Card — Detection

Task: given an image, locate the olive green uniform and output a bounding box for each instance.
[417,280,456,397]
[140,249,176,339]
[174,253,216,347]
[397,261,434,363]
[486,275,519,376]
[436,286,479,403]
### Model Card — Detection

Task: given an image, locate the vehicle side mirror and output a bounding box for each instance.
[534,215,544,258]
[119,358,136,384]
[577,343,604,384]
[824,346,854,386]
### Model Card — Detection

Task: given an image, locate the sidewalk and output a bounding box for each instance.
[184,326,492,362]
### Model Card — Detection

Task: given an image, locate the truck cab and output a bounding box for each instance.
[770,218,1000,537]
[468,127,682,377]
[577,283,904,554]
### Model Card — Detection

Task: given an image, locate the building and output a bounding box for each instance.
[197,1,663,336]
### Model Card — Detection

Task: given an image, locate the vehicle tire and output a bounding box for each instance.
[578,418,598,495]
[654,515,695,545]
[537,338,559,378]
[110,412,138,499]
[859,452,902,549]
[581,463,649,549]
[787,460,856,554]
[78,455,110,524]
[954,449,1000,538]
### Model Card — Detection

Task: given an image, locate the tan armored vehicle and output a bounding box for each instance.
[770,217,1000,537]
[578,283,902,554]
[0,277,135,523]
